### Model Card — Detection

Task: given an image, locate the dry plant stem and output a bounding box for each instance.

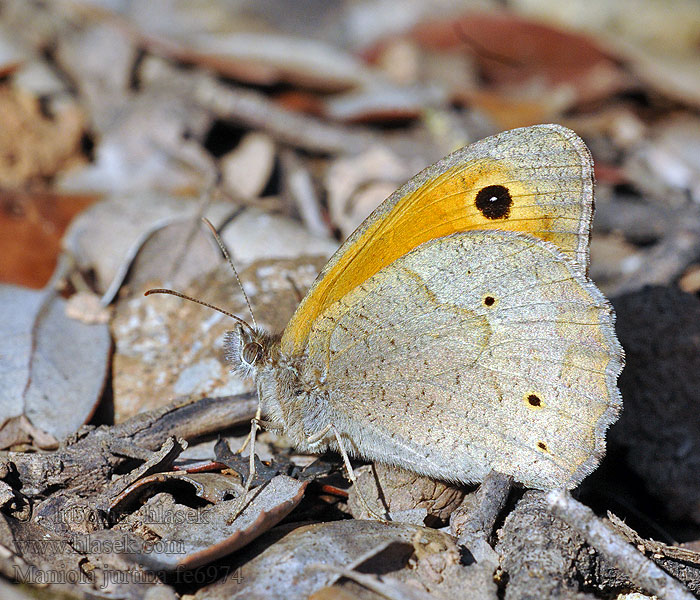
[313,564,434,600]
[453,470,512,545]
[6,393,257,498]
[608,214,700,295]
[608,512,700,564]
[195,78,376,154]
[333,428,388,522]
[281,148,329,238]
[547,489,695,600]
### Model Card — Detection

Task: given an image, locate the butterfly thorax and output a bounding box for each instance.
[224,324,335,452]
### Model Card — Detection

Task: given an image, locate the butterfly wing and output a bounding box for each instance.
[283,124,594,357]
[301,230,623,489]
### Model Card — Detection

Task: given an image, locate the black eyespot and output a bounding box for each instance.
[527,394,542,407]
[484,296,495,307]
[537,441,548,451]
[242,342,263,366]
[475,185,512,219]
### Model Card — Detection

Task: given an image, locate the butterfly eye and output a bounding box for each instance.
[242,342,263,366]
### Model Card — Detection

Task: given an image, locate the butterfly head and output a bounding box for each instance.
[224,323,279,380]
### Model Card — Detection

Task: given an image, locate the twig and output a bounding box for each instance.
[194,78,377,155]
[99,436,187,514]
[608,512,700,564]
[5,392,257,498]
[451,471,512,545]
[312,564,433,600]
[547,489,695,600]
[608,208,700,296]
[281,148,329,237]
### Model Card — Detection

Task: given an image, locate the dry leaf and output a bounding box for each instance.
[0,85,85,187]
[62,194,236,302]
[220,132,276,199]
[0,190,97,289]
[194,520,459,600]
[0,285,110,443]
[116,475,307,571]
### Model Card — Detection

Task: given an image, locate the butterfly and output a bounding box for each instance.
[164,124,624,492]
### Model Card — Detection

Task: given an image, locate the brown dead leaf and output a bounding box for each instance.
[0,85,86,187]
[347,464,466,525]
[0,190,98,289]
[679,264,700,294]
[455,88,573,131]
[367,12,630,107]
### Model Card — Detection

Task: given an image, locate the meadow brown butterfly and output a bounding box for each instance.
[159,124,624,492]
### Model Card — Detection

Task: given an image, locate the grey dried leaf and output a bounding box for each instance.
[0,285,110,443]
[220,132,276,199]
[194,520,459,600]
[57,80,213,195]
[325,145,414,239]
[62,194,237,302]
[126,218,223,296]
[628,114,700,203]
[147,31,375,91]
[112,254,327,421]
[54,21,136,109]
[120,474,306,571]
[323,81,448,123]
[220,207,337,267]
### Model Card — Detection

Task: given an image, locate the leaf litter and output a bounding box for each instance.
[1,0,700,598]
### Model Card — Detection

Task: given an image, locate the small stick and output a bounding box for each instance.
[311,564,433,600]
[452,470,512,546]
[547,489,695,600]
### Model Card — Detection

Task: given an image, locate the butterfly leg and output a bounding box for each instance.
[332,427,389,523]
[305,424,332,446]
[226,413,262,522]
[228,407,283,523]
[237,417,284,454]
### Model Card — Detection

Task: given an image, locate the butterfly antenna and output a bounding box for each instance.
[201,218,258,329]
[144,288,254,334]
